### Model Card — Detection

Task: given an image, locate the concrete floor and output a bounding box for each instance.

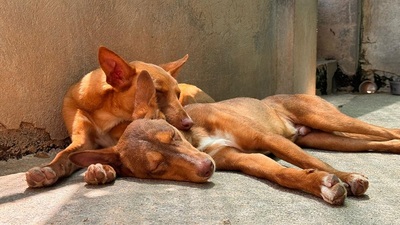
[1,93,400,225]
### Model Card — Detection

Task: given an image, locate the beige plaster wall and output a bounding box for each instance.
[0,0,317,141]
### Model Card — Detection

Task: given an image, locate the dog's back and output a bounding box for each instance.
[185,98,297,135]
[183,98,298,151]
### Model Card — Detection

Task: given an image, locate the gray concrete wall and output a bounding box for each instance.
[317,0,400,92]
[361,0,400,82]
[317,0,361,76]
[0,0,317,143]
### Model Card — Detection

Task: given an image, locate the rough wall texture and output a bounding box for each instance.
[317,0,400,93]
[317,0,361,76]
[361,0,400,91]
[0,0,317,159]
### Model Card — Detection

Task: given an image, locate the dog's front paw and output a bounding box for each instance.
[343,173,369,196]
[84,163,116,185]
[26,166,58,188]
[320,174,347,205]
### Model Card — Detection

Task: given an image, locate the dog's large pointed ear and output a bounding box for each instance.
[98,46,136,91]
[69,148,121,168]
[159,54,189,79]
[132,71,165,120]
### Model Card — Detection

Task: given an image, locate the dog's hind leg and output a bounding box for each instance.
[296,130,400,153]
[207,146,347,205]
[267,94,400,140]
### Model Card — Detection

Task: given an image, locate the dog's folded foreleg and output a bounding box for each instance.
[26,130,94,188]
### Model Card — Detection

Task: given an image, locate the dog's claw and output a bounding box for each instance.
[26,166,58,188]
[344,173,369,196]
[320,174,347,205]
[84,163,116,185]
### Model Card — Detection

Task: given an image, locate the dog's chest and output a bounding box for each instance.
[90,111,130,147]
[92,110,129,130]
[196,130,242,153]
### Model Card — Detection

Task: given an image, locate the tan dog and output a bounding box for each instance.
[25,47,193,187]
[70,84,400,205]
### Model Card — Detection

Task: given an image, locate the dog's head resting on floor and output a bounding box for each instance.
[70,119,215,183]
[97,46,193,130]
[70,74,214,182]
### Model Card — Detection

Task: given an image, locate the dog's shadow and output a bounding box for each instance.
[98,167,371,206]
[84,176,216,190]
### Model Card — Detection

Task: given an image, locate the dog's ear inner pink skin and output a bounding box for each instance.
[98,46,136,91]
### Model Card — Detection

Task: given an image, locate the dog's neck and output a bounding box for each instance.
[180,127,207,149]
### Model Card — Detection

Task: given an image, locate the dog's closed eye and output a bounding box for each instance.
[145,151,166,174]
[154,130,176,144]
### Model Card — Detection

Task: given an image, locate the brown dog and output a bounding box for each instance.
[25,47,193,187]
[70,84,400,205]
[70,119,215,184]
[69,82,215,184]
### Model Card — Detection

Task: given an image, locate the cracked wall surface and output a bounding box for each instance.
[361,0,400,75]
[317,0,361,76]
[0,122,70,161]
